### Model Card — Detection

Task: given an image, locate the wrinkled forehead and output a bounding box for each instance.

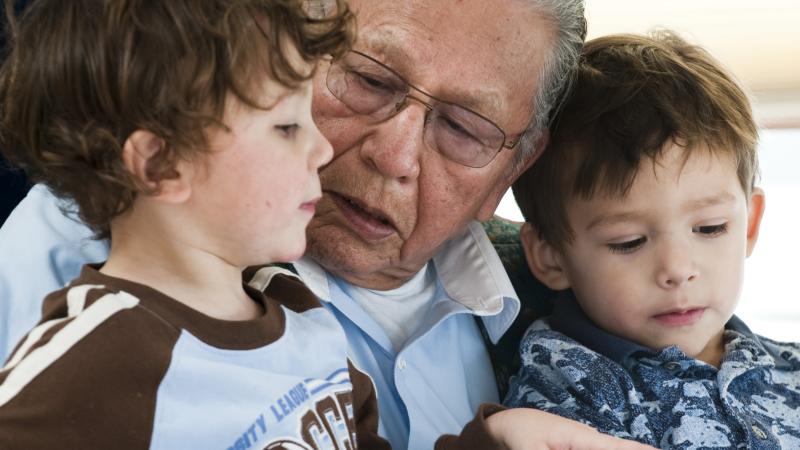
[349,0,552,133]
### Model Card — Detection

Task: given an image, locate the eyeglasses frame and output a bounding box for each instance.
[326,50,522,167]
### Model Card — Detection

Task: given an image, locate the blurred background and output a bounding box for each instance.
[497,0,800,341]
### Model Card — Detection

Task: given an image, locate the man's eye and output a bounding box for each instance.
[353,71,393,92]
[275,124,299,137]
[693,223,728,237]
[607,237,646,254]
[441,115,478,140]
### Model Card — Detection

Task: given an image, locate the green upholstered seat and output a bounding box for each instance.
[482,216,557,397]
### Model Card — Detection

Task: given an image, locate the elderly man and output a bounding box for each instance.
[0,1,652,449]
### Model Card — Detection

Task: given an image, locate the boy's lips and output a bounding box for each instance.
[653,307,706,327]
[299,197,320,214]
[329,192,396,241]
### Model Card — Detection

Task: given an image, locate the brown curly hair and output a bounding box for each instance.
[0,0,354,238]
[513,31,759,252]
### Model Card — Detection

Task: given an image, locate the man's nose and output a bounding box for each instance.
[359,102,425,182]
[655,240,699,289]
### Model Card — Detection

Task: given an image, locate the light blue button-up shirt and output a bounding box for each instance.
[0,185,108,361]
[294,222,520,450]
[0,185,521,450]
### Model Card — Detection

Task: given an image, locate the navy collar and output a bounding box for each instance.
[549,292,652,365]
[548,291,793,369]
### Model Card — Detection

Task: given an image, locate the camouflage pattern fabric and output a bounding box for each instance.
[504,316,800,449]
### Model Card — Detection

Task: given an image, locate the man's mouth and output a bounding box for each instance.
[330,192,396,241]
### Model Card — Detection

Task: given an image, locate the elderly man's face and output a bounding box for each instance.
[307,0,551,289]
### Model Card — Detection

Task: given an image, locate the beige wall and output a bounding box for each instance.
[586,0,800,128]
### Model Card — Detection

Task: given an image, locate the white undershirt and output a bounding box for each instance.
[347,263,437,352]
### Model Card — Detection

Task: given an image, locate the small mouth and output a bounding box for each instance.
[299,197,320,214]
[330,192,396,241]
[653,307,706,327]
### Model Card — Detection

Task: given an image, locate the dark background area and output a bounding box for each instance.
[0,1,32,225]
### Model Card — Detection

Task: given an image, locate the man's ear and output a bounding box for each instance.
[745,186,766,257]
[122,130,193,204]
[476,130,549,221]
[520,222,571,290]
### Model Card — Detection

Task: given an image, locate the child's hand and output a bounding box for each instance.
[486,408,657,450]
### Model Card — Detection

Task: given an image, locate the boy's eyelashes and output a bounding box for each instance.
[607,236,646,254]
[692,222,728,237]
[274,123,299,138]
[605,222,730,254]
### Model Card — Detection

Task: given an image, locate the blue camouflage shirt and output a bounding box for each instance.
[503,294,800,449]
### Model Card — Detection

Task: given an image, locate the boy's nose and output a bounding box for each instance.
[657,270,697,289]
[310,126,334,170]
[655,244,699,289]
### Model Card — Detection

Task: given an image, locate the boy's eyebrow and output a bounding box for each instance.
[683,191,738,212]
[586,211,646,231]
[586,191,739,231]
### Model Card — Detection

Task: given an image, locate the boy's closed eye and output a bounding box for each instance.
[692,222,728,237]
[275,123,299,138]
[607,236,646,254]
[606,221,730,254]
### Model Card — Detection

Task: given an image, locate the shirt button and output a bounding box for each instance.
[397,359,407,371]
[751,424,768,440]
[664,362,680,371]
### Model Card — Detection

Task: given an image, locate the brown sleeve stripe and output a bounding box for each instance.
[0,288,139,407]
[3,284,104,371]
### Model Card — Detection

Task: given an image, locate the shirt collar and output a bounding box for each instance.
[293,256,330,301]
[725,315,794,370]
[293,221,520,344]
[549,292,651,365]
[550,291,795,370]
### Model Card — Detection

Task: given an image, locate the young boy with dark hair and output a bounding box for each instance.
[0,1,390,449]
[506,31,800,448]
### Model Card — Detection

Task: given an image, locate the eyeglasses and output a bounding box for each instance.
[325,50,520,168]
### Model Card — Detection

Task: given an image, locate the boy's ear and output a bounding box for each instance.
[745,186,766,257]
[476,130,550,222]
[520,222,571,290]
[122,130,193,204]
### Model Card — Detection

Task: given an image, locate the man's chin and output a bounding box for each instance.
[306,228,417,289]
[308,229,378,271]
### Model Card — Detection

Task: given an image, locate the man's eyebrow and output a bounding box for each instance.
[357,37,504,121]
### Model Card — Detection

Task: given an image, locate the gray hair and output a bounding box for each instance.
[512,0,586,173]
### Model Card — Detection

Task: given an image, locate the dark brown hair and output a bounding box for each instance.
[512,30,759,251]
[0,0,354,237]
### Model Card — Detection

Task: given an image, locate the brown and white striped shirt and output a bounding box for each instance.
[0,265,389,450]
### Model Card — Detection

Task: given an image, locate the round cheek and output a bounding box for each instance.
[711,253,745,314]
[568,257,644,331]
[406,158,488,244]
[704,227,748,312]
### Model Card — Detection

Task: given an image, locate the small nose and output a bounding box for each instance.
[309,123,334,170]
[359,102,424,181]
[656,240,698,289]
